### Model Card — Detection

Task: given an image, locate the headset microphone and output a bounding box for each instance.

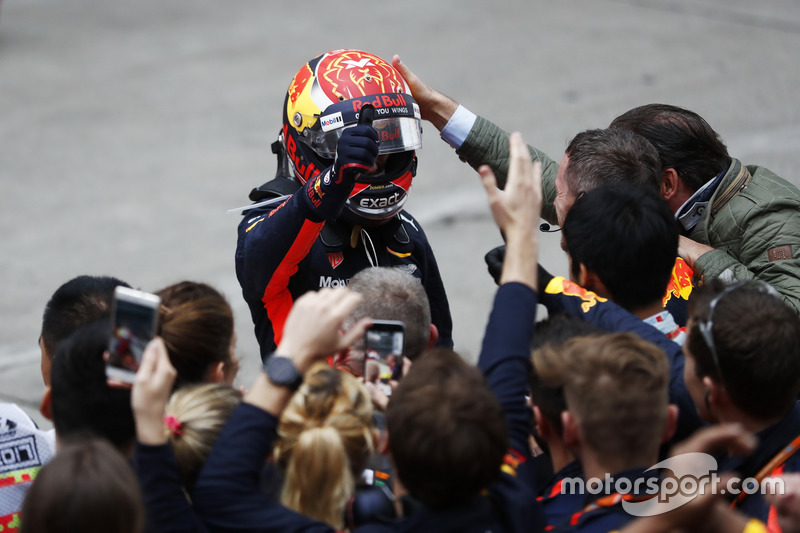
[539,222,562,233]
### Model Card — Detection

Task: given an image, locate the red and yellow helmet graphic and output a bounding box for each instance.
[285,49,411,134]
[280,50,420,223]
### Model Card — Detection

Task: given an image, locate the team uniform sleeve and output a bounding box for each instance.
[478,283,546,532]
[134,443,209,533]
[479,283,537,453]
[236,190,326,350]
[409,216,454,349]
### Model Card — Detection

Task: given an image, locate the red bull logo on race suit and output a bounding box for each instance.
[544,277,608,313]
[662,257,694,306]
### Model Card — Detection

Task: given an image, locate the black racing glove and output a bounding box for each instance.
[484,244,506,285]
[304,107,379,220]
[486,246,554,291]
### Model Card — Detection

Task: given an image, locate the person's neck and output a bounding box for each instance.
[579,449,657,486]
[629,301,668,321]
[547,439,576,474]
[715,408,786,435]
[668,190,694,215]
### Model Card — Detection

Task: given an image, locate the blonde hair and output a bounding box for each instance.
[275,363,374,529]
[164,383,242,491]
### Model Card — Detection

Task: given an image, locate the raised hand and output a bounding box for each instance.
[479,132,542,288]
[304,123,379,219]
[392,55,458,131]
[278,287,372,374]
[131,337,177,445]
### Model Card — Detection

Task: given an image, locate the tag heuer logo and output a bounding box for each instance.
[327,252,344,269]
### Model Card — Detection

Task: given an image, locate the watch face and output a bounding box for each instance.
[267,356,302,389]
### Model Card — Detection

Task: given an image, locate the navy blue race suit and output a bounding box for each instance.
[235,185,453,362]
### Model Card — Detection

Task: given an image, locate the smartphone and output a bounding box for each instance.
[105,286,161,383]
[363,320,404,390]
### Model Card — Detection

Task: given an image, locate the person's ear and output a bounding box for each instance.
[561,410,581,449]
[334,348,363,377]
[703,376,726,409]
[39,337,52,387]
[533,405,551,439]
[579,266,610,298]
[662,404,679,443]
[40,386,52,421]
[660,168,680,201]
[332,347,349,366]
[402,356,412,377]
[207,361,226,384]
[577,264,591,288]
[426,324,439,349]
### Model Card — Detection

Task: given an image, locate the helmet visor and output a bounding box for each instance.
[301,117,422,159]
[298,93,423,158]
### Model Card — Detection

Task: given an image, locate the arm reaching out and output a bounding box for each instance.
[475,132,546,531]
[679,235,715,269]
[245,287,372,417]
[132,339,211,532]
[193,288,371,532]
[393,54,559,223]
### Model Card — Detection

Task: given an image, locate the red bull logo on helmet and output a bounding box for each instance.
[545,277,608,313]
[282,123,321,184]
[288,63,313,106]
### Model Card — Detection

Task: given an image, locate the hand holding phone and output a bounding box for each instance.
[105,287,161,384]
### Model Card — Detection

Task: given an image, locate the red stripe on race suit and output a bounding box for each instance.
[261,219,324,346]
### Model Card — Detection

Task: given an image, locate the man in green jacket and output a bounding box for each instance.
[392,56,800,314]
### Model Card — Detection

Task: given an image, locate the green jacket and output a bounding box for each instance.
[456,116,800,314]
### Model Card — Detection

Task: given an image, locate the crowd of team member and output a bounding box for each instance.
[6,49,800,533]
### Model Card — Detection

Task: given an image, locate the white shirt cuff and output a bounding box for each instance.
[440,105,477,149]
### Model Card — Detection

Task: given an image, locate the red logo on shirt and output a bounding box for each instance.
[327,252,344,269]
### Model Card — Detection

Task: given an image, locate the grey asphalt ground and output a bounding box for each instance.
[2,0,800,429]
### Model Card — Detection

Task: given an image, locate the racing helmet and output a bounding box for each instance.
[281,49,422,223]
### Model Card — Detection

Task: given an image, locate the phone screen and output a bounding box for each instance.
[363,320,404,393]
[105,287,160,383]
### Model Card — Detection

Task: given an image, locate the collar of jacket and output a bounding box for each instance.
[676,159,752,233]
[319,215,411,252]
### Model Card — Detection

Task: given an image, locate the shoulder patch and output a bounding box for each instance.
[768,245,793,262]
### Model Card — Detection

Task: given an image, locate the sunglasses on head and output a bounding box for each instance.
[697,280,780,377]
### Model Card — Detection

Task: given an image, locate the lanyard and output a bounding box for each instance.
[569,492,656,526]
[732,433,800,508]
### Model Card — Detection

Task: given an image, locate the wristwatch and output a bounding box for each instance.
[263,354,304,391]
